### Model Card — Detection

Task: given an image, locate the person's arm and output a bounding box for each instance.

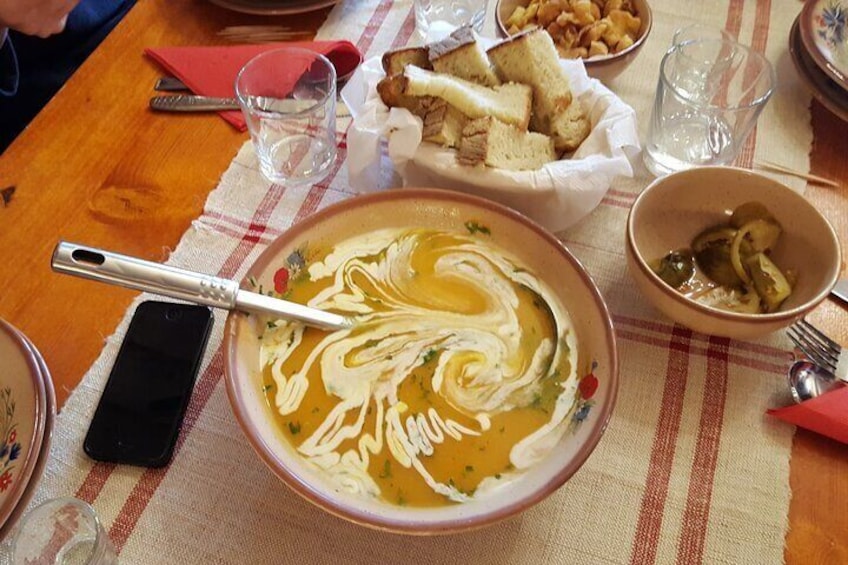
[0,27,18,96]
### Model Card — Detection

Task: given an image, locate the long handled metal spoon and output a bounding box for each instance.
[51,242,354,332]
[788,359,843,403]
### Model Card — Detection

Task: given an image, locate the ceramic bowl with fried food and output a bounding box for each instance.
[497,0,652,82]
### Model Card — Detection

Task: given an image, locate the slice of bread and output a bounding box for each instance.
[377,73,431,117]
[428,26,501,87]
[459,116,556,170]
[488,28,590,151]
[550,99,591,152]
[421,98,467,148]
[381,47,432,76]
[401,65,532,130]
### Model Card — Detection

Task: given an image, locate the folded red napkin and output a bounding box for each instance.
[144,41,362,131]
[767,385,848,444]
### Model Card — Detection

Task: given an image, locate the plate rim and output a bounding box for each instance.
[206,0,339,16]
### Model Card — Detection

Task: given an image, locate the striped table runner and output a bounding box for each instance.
[24,1,812,563]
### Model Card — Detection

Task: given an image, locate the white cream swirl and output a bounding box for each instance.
[260,228,579,503]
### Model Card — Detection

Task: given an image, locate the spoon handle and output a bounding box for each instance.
[51,241,352,331]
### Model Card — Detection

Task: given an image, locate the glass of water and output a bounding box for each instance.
[11,497,117,565]
[236,47,337,186]
[643,38,775,177]
[414,0,487,40]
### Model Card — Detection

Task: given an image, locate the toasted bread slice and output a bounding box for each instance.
[488,28,590,151]
[549,99,591,152]
[427,26,501,87]
[459,116,556,170]
[377,73,431,117]
[421,98,467,148]
[381,46,432,76]
[401,65,532,130]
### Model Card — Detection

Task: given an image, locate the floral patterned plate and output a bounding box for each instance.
[0,319,49,536]
[0,325,55,540]
[790,15,848,122]
[800,0,848,93]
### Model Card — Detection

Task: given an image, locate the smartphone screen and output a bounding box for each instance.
[84,301,213,467]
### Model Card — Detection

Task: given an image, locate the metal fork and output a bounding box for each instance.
[787,318,843,376]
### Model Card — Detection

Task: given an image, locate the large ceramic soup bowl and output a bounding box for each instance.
[224,189,618,534]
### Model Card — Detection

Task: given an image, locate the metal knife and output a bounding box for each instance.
[150,95,240,112]
[149,94,351,116]
[832,279,848,306]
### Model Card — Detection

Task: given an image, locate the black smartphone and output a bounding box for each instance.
[83,300,213,468]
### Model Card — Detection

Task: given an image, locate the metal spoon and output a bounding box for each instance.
[788,359,842,403]
[51,241,354,331]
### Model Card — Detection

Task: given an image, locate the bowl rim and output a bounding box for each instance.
[494,0,653,67]
[223,187,619,534]
[626,166,842,326]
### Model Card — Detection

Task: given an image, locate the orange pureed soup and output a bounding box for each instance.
[258,226,580,507]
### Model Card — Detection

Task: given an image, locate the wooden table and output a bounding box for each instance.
[0,0,845,561]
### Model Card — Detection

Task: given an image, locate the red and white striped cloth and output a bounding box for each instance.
[25,1,812,563]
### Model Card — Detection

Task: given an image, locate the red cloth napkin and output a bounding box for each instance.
[767,385,848,444]
[144,41,362,131]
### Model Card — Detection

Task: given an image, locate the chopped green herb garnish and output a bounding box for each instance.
[363,339,381,348]
[288,421,301,435]
[422,349,437,364]
[266,321,277,329]
[247,276,258,288]
[262,384,274,393]
[379,460,392,479]
[495,474,502,480]
[464,221,491,235]
[465,465,474,473]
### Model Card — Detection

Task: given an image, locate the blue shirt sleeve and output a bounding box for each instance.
[0,28,19,97]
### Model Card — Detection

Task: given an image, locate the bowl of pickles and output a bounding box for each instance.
[625,166,841,340]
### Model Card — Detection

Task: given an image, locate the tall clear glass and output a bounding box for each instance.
[236,47,337,187]
[643,38,776,177]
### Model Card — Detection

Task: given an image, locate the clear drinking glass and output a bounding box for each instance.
[11,497,117,565]
[671,23,733,47]
[414,0,487,40]
[236,47,337,187]
[643,38,776,177]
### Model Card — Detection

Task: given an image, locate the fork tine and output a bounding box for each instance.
[788,330,837,372]
[787,321,840,373]
[798,319,843,355]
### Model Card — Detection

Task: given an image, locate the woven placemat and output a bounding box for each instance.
[22,1,809,563]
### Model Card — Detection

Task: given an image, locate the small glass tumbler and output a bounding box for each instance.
[11,497,117,565]
[671,23,733,47]
[414,0,487,40]
[236,47,337,187]
[643,38,776,177]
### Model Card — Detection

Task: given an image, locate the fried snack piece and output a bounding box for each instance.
[504,0,641,59]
